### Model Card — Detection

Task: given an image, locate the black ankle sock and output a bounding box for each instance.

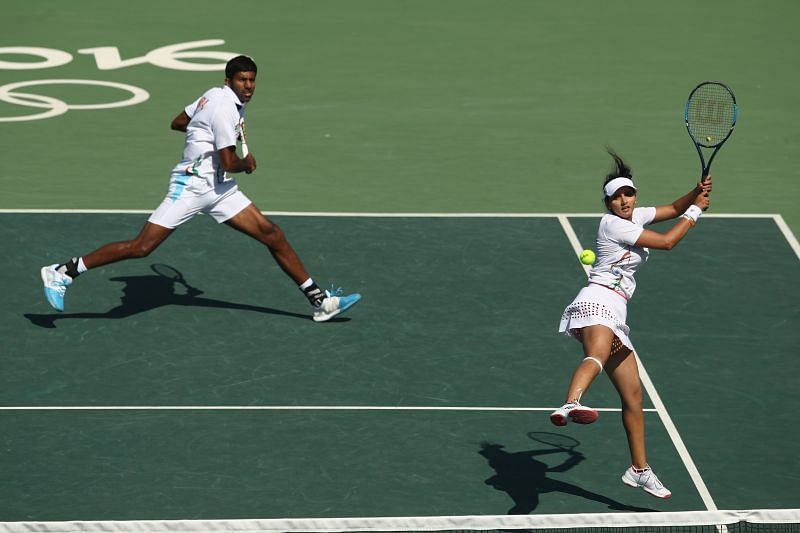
[58,258,80,279]
[302,283,326,307]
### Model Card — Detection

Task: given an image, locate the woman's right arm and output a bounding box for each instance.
[635,193,710,250]
[651,176,712,224]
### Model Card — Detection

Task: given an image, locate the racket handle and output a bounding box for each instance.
[239,119,249,157]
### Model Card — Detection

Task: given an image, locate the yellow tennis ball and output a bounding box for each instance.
[705,135,712,142]
[580,249,596,265]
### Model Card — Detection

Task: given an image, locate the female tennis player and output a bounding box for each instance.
[552,150,711,499]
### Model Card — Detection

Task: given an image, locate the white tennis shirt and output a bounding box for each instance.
[587,206,656,300]
[170,85,244,192]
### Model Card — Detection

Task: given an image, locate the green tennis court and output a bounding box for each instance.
[1,213,798,522]
[2,0,799,529]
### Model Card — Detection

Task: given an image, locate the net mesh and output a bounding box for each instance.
[685,82,736,147]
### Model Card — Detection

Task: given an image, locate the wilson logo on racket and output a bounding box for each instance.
[684,81,737,179]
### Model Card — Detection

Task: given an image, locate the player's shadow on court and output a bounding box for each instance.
[25,264,332,328]
[479,440,656,513]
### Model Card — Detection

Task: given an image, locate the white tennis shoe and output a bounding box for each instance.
[40,264,72,312]
[622,465,672,499]
[549,401,599,426]
[313,288,361,322]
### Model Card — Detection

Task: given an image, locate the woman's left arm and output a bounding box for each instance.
[652,175,712,223]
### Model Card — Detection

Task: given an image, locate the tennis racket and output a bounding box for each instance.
[239,118,249,157]
[151,264,203,297]
[684,81,737,180]
[527,431,580,452]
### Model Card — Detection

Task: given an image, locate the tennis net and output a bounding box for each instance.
[2,509,798,533]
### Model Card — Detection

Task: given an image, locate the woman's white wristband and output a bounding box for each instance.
[681,205,702,225]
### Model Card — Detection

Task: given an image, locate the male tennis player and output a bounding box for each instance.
[552,150,711,499]
[40,55,360,322]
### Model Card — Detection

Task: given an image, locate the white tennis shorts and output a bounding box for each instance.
[558,283,635,352]
[148,178,252,229]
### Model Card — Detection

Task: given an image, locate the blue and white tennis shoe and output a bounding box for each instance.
[40,264,72,312]
[313,287,361,322]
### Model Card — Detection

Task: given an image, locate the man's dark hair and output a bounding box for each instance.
[225,55,257,79]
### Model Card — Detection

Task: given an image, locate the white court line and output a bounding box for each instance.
[557,215,593,277]
[5,208,800,256]
[0,209,588,216]
[6,209,799,255]
[558,214,719,511]
[0,405,657,412]
[0,208,788,218]
[4,209,597,216]
[773,214,800,261]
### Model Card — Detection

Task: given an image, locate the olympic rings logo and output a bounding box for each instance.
[0,40,237,122]
[0,79,150,122]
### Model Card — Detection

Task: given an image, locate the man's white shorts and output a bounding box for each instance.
[148,179,252,229]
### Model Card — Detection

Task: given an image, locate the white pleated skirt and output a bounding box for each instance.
[558,283,635,352]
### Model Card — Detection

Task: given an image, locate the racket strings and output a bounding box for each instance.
[686,84,736,146]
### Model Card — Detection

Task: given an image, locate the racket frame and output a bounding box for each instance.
[684,81,737,180]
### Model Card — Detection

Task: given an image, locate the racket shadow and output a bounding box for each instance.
[478,438,656,514]
[25,263,335,328]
